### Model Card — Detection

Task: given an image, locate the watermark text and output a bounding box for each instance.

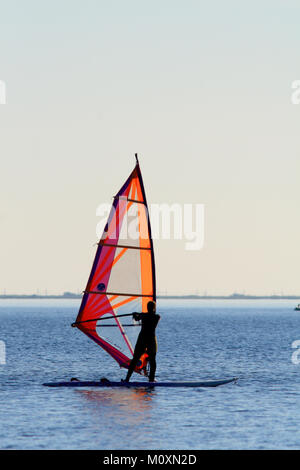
[0,341,6,364]
[96,202,204,251]
[0,80,6,104]
[291,80,300,104]
[291,340,300,364]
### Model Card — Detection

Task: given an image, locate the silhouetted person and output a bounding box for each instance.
[124,301,160,382]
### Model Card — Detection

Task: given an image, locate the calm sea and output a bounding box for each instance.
[0,298,299,450]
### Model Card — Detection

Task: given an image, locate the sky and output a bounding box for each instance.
[0,0,299,295]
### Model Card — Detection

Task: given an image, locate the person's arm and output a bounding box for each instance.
[132,312,148,321]
[132,312,142,321]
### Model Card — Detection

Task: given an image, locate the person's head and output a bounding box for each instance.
[147,300,156,314]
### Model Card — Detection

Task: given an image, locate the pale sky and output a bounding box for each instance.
[0,0,299,295]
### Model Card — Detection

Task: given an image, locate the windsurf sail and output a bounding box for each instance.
[73,155,156,374]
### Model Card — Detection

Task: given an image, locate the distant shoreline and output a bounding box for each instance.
[1,294,300,300]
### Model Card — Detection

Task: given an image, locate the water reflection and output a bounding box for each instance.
[75,387,156,426]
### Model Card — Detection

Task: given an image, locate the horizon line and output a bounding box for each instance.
[0,293,300,300]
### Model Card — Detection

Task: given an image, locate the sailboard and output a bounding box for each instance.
[44,155,238,390]
[72,154,155,376]
[43,378,238,388]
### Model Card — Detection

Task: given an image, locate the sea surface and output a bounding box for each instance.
[0,298,300,450]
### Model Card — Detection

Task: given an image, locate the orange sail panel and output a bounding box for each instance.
[75,159,156,372]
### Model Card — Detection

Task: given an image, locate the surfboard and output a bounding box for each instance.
[43,378,237,388]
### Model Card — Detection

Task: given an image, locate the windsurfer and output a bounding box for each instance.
[124,301,160,382]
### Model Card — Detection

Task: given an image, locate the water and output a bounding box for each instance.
[0,298,300,449]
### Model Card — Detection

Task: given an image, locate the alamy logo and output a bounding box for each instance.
[291,80,300,104]
[96,203,205,251]
[291,340,300,364]
[0,80,6,104]
[0,341,6,364]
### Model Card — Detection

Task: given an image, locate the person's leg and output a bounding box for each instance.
[148,355,156,382]
[125,340,145,381]
[147,338,157,382]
